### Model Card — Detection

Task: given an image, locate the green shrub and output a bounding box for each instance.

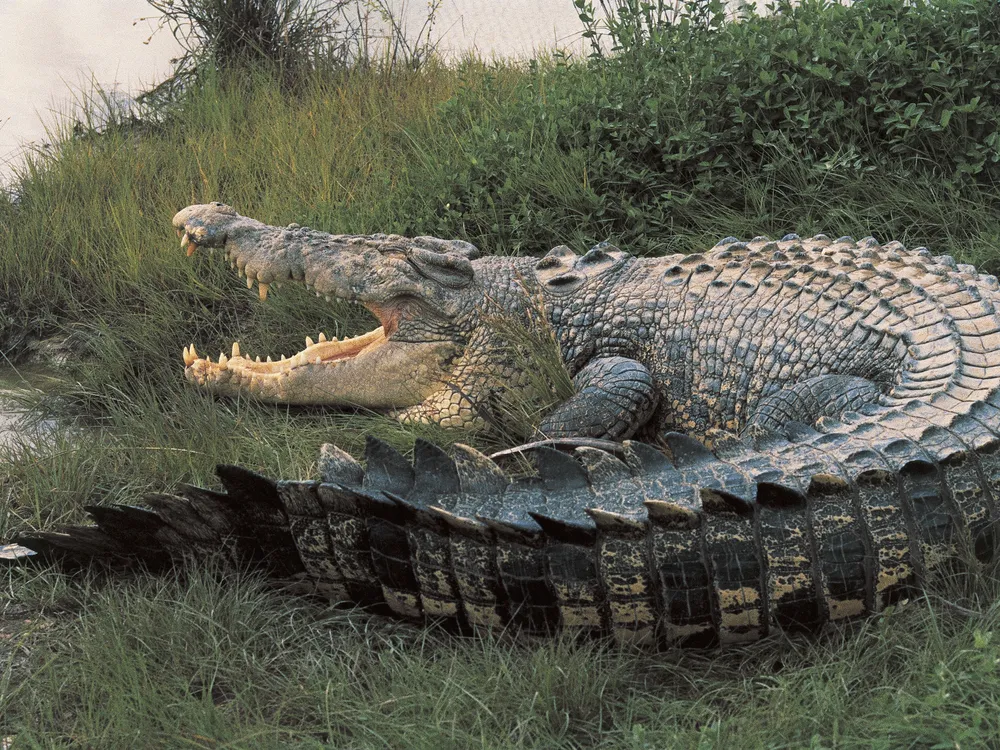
[420,0,1000,255]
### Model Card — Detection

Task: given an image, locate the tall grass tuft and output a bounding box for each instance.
[142,0,355,99]
[478,294,576,444]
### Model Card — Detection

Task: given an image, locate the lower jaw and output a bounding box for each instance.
[183,326,388,383]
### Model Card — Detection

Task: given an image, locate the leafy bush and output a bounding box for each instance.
[420,0,1000,255]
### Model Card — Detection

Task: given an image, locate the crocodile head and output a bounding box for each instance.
[173,203,479,408]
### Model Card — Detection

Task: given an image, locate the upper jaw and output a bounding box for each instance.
[172,203,241,253]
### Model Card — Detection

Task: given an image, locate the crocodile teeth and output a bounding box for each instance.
[246,275,253,288]
[256,356,261,363]
[218,353,229,367]
[314,356,322,365]
[258,283,270,301]
[182,345,196,366]
[305,336,315,347]
[181,232,198,258]
[318,332,327,342]
[232,342,241,358]
[267,356,273,363]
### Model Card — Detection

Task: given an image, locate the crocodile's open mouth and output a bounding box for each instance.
[178,227,394,388]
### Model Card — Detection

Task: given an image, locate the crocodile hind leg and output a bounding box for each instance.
[744,374,884,435]
[538,356,658,439]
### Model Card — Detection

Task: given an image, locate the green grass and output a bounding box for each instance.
[5,561,1000,746]
[3,0,1000,743]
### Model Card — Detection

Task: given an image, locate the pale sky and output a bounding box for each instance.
[1,0,778,183]
[0,0,599,181]
[0,1,181,175]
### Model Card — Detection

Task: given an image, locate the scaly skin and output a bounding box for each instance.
[8,207,1000,647]
[174,204,1000,446]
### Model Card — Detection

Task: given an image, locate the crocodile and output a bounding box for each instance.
[167,202,936,441]
[7,203,1000,646]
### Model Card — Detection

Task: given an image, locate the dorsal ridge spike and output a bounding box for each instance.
[534,446,590,492]
[362,436,415,495]
[585,506,648,533]
[574,446,633,486]
[215,464,280,507]
[621,440,674,474]
[411,438,461,496]
[755,482,807,509]
[661,432,717,467]
[317,442,364,487]
[527,511,597,545]
[699,487,754,515]
[450,443,509,495]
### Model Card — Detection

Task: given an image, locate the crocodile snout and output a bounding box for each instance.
[173,202,240,255]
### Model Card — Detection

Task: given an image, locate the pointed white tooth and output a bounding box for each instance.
[219,353,229,367]
[325,295,331,302]
[258,283,270,301]
[314,356,322,365]
[280,354,286,361]
[232,342,241,358]
[190,343,198,359]
[305,336,315,348]
[246,275,253,288]
[266,356,272,362]
[181,232,197,257]
[316,291,321,298]
[256,356,261,363]
[318,332,327,342]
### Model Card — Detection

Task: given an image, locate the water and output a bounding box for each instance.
[0,365,59,450]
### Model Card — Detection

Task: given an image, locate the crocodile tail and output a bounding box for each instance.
[7,465,305,580]
[6,429,1000,648]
